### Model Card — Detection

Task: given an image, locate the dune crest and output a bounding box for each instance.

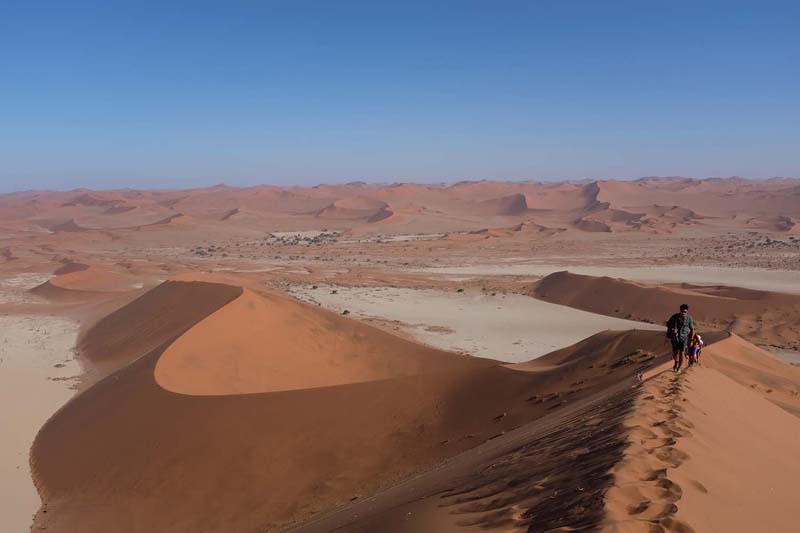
[604,359,800,532]
[154,288,483,395]
[31,284,671,533]
[531,271,800,351]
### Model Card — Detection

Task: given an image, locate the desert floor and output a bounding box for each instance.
[290,285,661,361]
[414,263,800,293]
[0,298,80,531]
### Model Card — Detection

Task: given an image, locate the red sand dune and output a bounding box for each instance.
[52,261,90,275]
[78,281,242,369]
[475,193,529,216]
[531,271,800,350]
[219,207,240,221]
[574,217,612,232]
[49,219,86,233]
[447,220,567,240]
[293,331,800,533]
[315,197,391,221]
[3,177,797,237]
[28,276,800,532]
[61,192,120,208]
[32,283,663,533]
[103,204,137,215]
[155,288,489,394]
[604,338,800,532]
[30,267,143,301]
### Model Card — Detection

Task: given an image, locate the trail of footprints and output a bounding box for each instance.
[613,371,699,533]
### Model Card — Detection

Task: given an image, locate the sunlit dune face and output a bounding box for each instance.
[45,267,141,292]
[154,289,475,395]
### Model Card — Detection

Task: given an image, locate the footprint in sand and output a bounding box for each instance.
[654,475,683,503]
[627,499,651,515]
[657,516,696,533]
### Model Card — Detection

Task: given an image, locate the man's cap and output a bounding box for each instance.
[680,303,689,311]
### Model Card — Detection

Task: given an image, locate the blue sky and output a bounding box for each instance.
[1,0,798,191]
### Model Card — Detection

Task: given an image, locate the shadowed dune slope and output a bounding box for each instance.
[31,348,530,532]
[512,328,726,373]
[78,281,242,367]
[32,285,670,533]
[531,271,800,350]
[293,333,800,533]
[475,193,529,215]
[291,330,694,533]
[155,288,492,394]
[294,383,639,533]
[52,261,90,275]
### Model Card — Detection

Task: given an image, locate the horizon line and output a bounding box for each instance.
[2,175,798,195]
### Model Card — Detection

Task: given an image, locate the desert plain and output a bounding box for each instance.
[1,176,800,532]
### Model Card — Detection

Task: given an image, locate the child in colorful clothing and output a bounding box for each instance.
[687,334,704,366]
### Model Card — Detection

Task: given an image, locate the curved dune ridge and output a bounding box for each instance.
[5,177,800,237]
[49,219,86,233]
[603,335,800,533]
[30,267,143,300]
[292,331,800,533]
[446,221,567,240]
[155,288,485,395]
[32,282,668,533]
[29,279,800,532]
[79,280,243,367]
[52,261,90,276]
[702,333,800,416]
[531,271,800,350]
[475,193,529,215]
[315,197,391,221]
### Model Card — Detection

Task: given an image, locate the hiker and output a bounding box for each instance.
[687,333,704,366]
[666,303,694,372]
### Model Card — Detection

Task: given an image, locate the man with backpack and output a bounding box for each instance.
[666,303,694,373]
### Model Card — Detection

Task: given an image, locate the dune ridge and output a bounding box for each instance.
[155,287,490,395]
[603,353,800,532]
[29,267,144,301]
[290,331,800,533]
[5,177,799,237]
[531,271,800,351]
[31,281,672,533]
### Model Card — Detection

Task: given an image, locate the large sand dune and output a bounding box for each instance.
[292,331,800,532]
[531,271,800,350]
[78,281,242,369]
[32,282,669,532]
[4,177,800,237]
[155,288,489,395]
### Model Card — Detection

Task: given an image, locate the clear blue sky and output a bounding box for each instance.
[1,0,798,191]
